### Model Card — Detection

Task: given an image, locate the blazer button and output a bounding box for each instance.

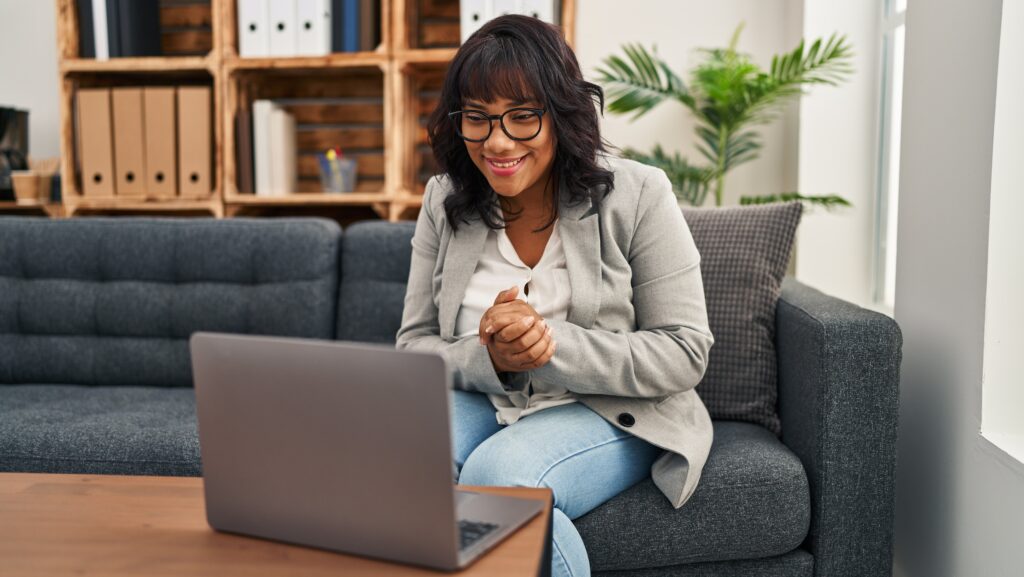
[617,412,635,428]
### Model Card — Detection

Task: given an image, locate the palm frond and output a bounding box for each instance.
[771,33,854,88]
[594,43,693,120]
[622,145,714,206]
[739,192,853,211]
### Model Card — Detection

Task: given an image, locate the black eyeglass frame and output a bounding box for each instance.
[447,107,548,142]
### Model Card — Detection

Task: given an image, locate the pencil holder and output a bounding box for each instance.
[319,157,358,193]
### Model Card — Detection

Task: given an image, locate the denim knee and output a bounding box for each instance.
[458,434,544,490]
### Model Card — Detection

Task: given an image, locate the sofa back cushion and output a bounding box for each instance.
[0,217,340,387]
[336,221,415,343]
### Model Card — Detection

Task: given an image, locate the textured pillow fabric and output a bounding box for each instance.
[680,201,803,435]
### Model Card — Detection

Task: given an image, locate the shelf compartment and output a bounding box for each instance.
[395,0,576,51]
[220,0,389,61]
[396,61,447,196]
[59,73,222,213]
[225,65,390,200]
[56,0,215,62]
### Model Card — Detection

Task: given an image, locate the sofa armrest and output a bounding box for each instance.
[776,277,902,577]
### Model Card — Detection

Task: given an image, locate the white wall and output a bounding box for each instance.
[894,0,1024,576]
[576,0,804,208]
[794,0,882,308]
[0,0,60,159]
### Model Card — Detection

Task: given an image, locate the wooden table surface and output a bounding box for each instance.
[0,473,552,577]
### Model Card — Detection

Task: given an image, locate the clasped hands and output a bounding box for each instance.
[478,285,557,373]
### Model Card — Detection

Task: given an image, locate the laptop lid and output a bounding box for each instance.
[190,332,460,569]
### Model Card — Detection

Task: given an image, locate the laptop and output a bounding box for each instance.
[190,332,546,571]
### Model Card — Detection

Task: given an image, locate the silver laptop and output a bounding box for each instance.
[190,332,545,571]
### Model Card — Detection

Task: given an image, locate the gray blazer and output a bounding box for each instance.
[395,155,715,508]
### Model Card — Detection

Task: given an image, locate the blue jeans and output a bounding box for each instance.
[451,390,662,577]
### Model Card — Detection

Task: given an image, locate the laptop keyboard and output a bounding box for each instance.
[458,519,500,550]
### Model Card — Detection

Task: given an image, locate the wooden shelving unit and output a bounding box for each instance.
[55,0,576,222]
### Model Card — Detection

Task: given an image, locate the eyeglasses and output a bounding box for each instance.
[448,107,547,142]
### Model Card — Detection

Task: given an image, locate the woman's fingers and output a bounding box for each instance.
[510,328,553,366]
[496,316,545,344]
[493,285,519,305]
[515,334,556,370]
[480,309,533,341]
[522,337,557,370]
[493,321,548,356]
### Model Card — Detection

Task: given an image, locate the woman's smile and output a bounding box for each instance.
[485,154,529,176]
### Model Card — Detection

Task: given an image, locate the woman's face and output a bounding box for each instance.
[461,96,557,204]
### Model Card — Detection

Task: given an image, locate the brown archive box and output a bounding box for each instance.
[111,88,147,197]
[143,87,178,198]
[176,86,212,199]
[76,89,116,197]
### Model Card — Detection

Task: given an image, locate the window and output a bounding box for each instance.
[981,0,1024,464]
[872,0,907,309]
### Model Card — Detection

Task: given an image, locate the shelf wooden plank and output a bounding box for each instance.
[64,197,221,216]
[224,193,392,206]
[0,200,65,218]
[391,194,424,206]
[61,56,213,74]
[395,48,458,65]
[224,51,389,72]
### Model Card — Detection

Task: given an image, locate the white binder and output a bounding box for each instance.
[253,100,276,196]
[238,0,270,57]
[460,0,490,44]
[269,0,299,57]
[490,0,521,18]
[521,0,556,24]
[296,0,331,56]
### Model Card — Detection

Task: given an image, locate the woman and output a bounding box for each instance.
[395,14,715,577]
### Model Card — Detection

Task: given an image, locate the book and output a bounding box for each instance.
[116,0,161,57]
[269,108,298,195]
[77,0,95,58]
[253,100,275,196]
[332,0,369,53]
[359,0,378,52]
[235,108,255,195]
[342,0,359,52]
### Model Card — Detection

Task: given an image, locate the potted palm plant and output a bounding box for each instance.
[596,24,855,209]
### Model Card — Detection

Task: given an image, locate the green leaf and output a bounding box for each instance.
[739,192,853,211]
[622,145,715,206]
[595,44,692,119]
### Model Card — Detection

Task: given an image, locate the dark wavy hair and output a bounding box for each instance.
[426,14,615,233]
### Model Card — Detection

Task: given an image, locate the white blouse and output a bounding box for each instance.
[454,214,576,425]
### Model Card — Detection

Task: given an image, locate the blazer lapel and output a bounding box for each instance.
[438,210,489,340]
[559,195,602,329]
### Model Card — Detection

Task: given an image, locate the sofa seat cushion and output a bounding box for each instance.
[0,385,200,476]
[574,421,810,571]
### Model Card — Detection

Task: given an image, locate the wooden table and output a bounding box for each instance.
[0,473,552,577]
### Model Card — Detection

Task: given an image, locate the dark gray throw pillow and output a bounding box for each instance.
[681,201,803,435]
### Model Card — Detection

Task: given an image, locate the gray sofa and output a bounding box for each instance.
[0,216,901,577]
